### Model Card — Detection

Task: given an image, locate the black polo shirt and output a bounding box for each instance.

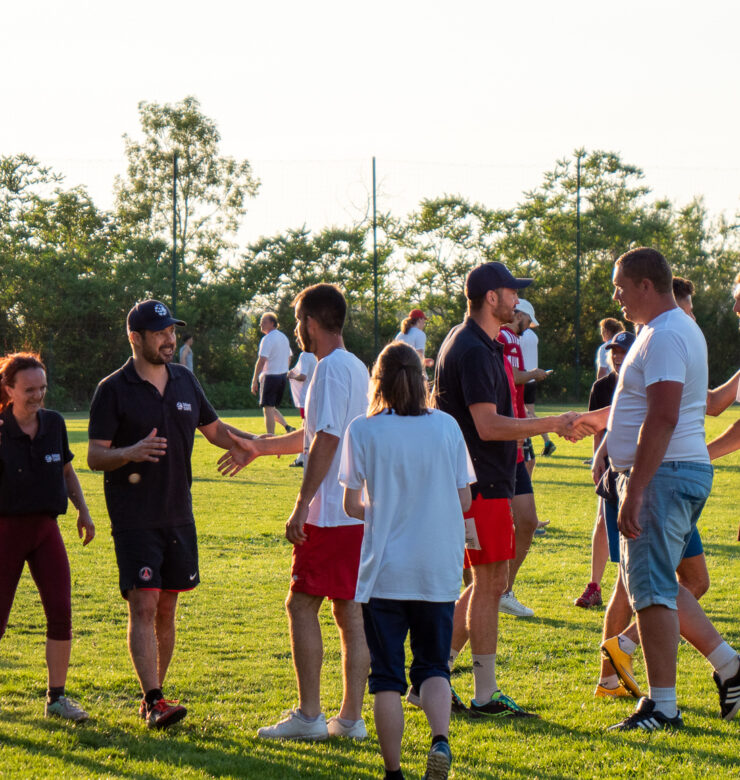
[433,317,516,499]
[588,372,618,412]
[0,407,73,517]
[88,358,218,533]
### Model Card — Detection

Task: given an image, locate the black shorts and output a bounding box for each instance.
[112,524,200,598]
[260,374,287,407]
[514,459,533,496]
[523,383,536,405]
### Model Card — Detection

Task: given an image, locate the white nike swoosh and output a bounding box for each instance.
[189,573,198,581]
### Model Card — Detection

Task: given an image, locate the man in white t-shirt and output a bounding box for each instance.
[220,284,371,741]
[287,351,319,467]
[594,248,739,731]
[251,312,295,435]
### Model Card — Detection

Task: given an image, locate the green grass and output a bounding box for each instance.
[1,405,739,778]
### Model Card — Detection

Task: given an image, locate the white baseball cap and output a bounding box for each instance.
[515,298,539,327]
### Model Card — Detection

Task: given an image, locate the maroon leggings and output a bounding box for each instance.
[0,515,72,641]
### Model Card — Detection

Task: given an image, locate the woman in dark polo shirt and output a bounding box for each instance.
[0,352,95,721]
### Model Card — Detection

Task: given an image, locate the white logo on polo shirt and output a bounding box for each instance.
[155,303,167,316]
[44,453,62,463]
[176,401,192,412]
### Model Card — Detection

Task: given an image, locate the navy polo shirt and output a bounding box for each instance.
[0,407,73,517]
[433,317,516,499]
[88,358,218,533]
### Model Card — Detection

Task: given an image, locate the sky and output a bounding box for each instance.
[3,1,740,244]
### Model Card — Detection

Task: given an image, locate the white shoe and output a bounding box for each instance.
[499,591,534,617]
[257,709,328,740]
[327,715,368,739]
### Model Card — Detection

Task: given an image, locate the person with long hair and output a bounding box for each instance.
[340,341,474,780]
[0,352,95,721]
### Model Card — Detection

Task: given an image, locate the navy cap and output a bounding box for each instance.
[465,262,532,299]
[605,331,636,352]
[127,300,186,332]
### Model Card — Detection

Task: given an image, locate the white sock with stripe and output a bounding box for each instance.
[707,641,739,683]
[649,687,677,719]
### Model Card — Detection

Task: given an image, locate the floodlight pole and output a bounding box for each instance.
[373,156,379,355]
[171,151,178,317]
[574,151,583,398]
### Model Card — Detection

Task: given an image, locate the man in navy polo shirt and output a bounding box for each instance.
[88,300,257,730]
[434,262,580,718]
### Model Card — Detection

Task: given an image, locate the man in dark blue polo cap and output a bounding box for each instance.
[87,300,257,730]
[433,263,580,719]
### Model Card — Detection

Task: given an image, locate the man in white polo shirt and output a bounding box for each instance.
[220,284,370,741]
[251,312,295,435]
[596,248,739,731]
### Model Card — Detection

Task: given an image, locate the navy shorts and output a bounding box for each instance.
[260,374,287,407]
[514,459,533,496]
[112,524,200,598]
[604,496,705,564]
[361,598,454,694]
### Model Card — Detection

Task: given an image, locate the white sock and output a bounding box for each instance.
[598,674,620,689]
[707,642,740,683]
[472,653,497,703]
[618,634,638,655]
[649,686,677,718]
[448,648,459,671]
[297,709,320,722]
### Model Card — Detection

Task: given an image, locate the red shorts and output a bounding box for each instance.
[291,523,364,600]
[463,495,515,568]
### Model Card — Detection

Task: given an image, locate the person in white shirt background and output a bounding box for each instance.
[395,309,434,368]
[251,312,295,435]
[287,350,318,467]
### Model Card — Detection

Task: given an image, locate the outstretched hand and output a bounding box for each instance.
[127,428,167,463]
[561,413,603,442]
[217,431,260,477]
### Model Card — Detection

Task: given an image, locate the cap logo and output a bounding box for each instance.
[154,303,167,317]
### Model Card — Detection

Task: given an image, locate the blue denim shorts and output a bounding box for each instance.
[604,498,704,564]
[617,461,713,611]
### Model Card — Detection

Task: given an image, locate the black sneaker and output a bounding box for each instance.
[607,697,683,731]
[450,687,479,718]
[284,424,296,433]
[714,656,740,720]
[542,441,557,456]
[469,690,537,718]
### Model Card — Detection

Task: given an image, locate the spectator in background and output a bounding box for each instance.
[179,334,194,371]
[287,350,318,467]
[595,318,624,379]
[252,313,295,435]
[396,309,434,368]
[673,277,696,320]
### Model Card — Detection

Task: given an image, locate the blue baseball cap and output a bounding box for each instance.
[127,300,186,332]
[605,331,636,352]
[465,262,532,300]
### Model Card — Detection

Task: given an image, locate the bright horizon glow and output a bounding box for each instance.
[3,1,740,245]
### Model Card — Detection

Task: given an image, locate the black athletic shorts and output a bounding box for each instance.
[523,382,536,405]
[260,373,287,407]
[514,459,533,496]
[522,438,536,463]
[112,524,200,598]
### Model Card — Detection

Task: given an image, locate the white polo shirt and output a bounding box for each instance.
[258,329,292,375]
[606,308,709,470]
[395,327,426,354]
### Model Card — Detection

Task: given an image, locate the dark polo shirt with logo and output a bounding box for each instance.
[0,407,73,517]
[88,357,218,533]
[433,317,516,499]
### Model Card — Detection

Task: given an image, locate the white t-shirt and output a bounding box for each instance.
[595,343,609,375]
[304,348,369,528]
[340,408,475,602]
[520,328,539,374]
[395,327,426,354]
[289,351,318,408]
[607,308,709,470]
[258,329,292,375]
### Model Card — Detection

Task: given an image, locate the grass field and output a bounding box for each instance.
[1,405,739,779]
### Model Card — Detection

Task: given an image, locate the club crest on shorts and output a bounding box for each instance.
[139,566,153,582]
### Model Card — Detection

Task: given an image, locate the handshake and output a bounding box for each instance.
[552,408,608,442]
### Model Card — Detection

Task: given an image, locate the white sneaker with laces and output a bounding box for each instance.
[327,715,368,739]
[44,695,89,722]
[257,709,328,740]
[499,591,534,617]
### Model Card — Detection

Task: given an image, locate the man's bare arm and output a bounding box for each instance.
[87,429,167,471]
[707,419,740,460]
[469,402,579,441]
[706,370,740,416]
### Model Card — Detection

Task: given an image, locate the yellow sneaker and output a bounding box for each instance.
[594,683,632,698]
[600,636,645,699]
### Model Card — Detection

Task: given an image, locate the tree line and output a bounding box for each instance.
[2,97,739,410]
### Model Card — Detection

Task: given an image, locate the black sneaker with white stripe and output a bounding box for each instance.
[714,656,740,721]
[607,697,683,732]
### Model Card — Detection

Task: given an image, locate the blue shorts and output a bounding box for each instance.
[603,498,704,564]
[617,461,712,612]
[361,598,454,695]
[514,459,533,496]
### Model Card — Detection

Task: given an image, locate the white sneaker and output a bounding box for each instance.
[44,695,89,722]
[257,709,328,740]
[327,715,368,739]
[499,591,534,617]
